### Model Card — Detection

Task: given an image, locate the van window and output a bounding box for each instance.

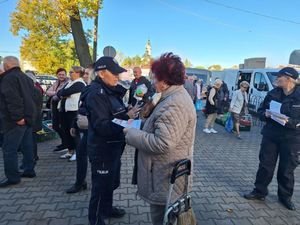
[254,72,269,92]
[237,72,252,90]
[266,72,278,87]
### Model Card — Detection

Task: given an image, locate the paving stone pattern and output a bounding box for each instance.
[0,114,299,225]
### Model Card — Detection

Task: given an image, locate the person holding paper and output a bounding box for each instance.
[124,52,197,225]
[128,66,154,107]
[244,67,300,211]
[85,57,140,225]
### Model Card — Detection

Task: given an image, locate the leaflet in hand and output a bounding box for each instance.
[267,100,289,126]
[112,119,142,129]
[270,115,286,126]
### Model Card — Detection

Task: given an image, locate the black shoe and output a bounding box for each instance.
[102,207,126,219]
[278,197,296,211]
[20,172,36,178]
[244,190,265,201]
[0,178,20,188]
[66,182,87,194]
[53,146,68,153]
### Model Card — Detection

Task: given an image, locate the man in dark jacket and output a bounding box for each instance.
[0,56,37,188]
[0,64,4,147]
[86,57,139,225]
[128,66,154,107]
[244,67,300,211]
[25,70,43,162]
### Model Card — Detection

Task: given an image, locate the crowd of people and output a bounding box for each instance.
[0,54,299,225]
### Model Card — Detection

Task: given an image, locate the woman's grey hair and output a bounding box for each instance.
[0,64,4,72]
[213,79,223,88]
[91,70,97,81]
[293,78,300,85]
[285,76,300,85]
[240,81,250,87]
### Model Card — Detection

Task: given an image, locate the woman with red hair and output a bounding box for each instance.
[124,53,197,225]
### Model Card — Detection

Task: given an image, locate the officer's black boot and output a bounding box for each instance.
[66,182,87,194]
[102,207,126,219]
[244,190,266,201]
[278,197,296,211]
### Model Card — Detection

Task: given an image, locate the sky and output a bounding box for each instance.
[1,0,300,68]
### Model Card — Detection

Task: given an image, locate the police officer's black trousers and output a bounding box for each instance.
[88,159,120,225]
[254,136,300,199]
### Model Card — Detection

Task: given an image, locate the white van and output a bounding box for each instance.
[212,69,284,113]
[186,68,211,85]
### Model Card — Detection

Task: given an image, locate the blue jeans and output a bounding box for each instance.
[2,125,35,182]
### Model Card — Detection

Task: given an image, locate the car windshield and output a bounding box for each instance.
[266,72,278,87]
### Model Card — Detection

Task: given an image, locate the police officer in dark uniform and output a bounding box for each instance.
[86,57,140,225]
[244,67,300,210]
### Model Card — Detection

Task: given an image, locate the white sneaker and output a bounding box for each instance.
[68,154,76,162]
[60,152,73,159]
[210,128,218,134]
[203,128,211,134]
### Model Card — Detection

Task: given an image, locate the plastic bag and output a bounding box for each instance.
[134,84,148,101]
[225,115,233,133]
[195,99,202,111]
[221,112,231,125]
[77,114,89,130]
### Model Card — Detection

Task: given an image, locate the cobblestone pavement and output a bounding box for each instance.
[0,114,299,225]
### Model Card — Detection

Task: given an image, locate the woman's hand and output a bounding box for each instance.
[265,111,271,118]
[70,128,76,137]
[123,128,129,135]
[127,105,141,119]
[16,119,25,126]
[52,95,59,101]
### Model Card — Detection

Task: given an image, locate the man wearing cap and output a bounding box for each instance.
[85,56,140,225]
[244,67,300,210]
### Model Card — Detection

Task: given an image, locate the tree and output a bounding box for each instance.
[115,51,126,65]
[92,0,100,62]
[19,33,80,74]
[195,65,206,69]
[208,64,222,71]
[121,55,143,68]
[11,0,102,70]
[184,59,193,68]
[122,57,133,68]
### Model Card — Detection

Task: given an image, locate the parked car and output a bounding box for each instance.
[36,75,57,92]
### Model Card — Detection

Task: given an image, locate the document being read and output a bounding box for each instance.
[266,100,289,126]
[112,119,142,130]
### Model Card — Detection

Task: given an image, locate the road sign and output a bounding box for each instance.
[103,46,116,58]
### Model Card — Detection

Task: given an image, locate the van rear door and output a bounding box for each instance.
[248,72,270,112]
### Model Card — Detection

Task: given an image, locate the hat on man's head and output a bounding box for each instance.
[277,67,299,80]
[94,56,127,75]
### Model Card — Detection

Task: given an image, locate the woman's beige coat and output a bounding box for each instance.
[125,85,197,205]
